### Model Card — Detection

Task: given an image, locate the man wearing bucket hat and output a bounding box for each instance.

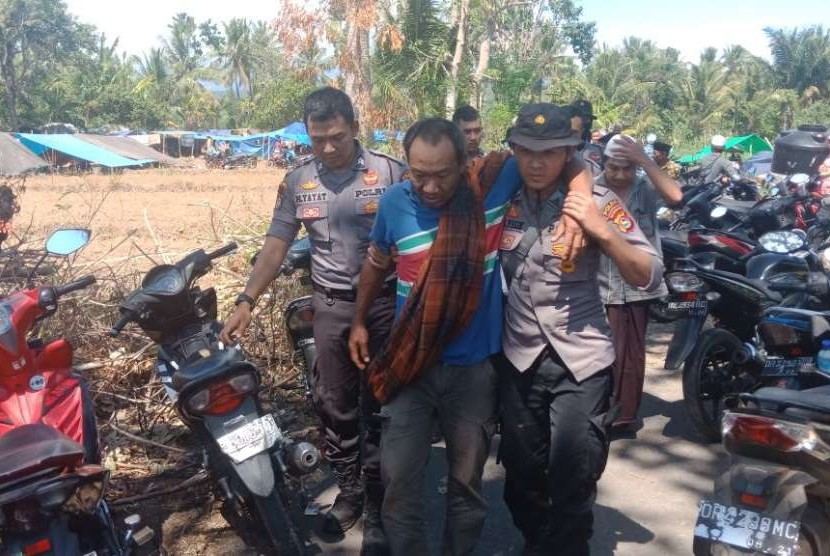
[701,134,741,184]
[496,103,664,555]
[597,134,681,435]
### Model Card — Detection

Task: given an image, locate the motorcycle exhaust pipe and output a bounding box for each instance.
[283,441,320,476]
[732,342,762,366]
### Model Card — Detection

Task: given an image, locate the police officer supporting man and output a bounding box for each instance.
[220,87,406,552]
[496,103,664,555]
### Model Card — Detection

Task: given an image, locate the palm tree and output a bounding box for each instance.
[222,18,254,98]
[765,26,830,94]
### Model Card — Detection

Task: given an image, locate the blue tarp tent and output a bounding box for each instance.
[16,133,153,168]
[273,122,311,147]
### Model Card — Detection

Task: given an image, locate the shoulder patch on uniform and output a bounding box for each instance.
[367,149,406,167]
[284,157,317,181]
[602,198,635,233]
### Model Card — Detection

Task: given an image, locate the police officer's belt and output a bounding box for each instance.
[312,281,395,302]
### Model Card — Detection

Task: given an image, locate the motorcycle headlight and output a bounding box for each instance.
[666,272,705,293]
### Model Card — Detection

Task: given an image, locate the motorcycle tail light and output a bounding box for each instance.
[666,272,705,293]
[722,412,830,458]
[23,538,51,556]
[739,492,767,509]
[185,373,256,416]
[287,306,314,335]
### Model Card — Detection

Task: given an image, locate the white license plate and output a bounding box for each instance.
[694,499,800,555]
[667,300,707,312]
[216,414,281,463]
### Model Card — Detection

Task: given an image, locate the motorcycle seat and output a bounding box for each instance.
[718,199,755,214]
[747,386,830,425]
[0,424,84,484]
[702,266,783,303]
[172,347,254,391]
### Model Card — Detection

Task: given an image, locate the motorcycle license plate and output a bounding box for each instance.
[761,357,813,378]
[216,414,281,464]
[667,299,707,316]
[694,499,800,555]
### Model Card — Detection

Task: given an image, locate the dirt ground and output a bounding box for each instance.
[15,163,281,264]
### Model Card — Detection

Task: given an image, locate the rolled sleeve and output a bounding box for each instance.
[639,255,665,292]
[369,191,392,254]
[266,179,301,242]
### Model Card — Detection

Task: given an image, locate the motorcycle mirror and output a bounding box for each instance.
[656,207,670,217]
[710,206,728,219]
[45,228,91,257]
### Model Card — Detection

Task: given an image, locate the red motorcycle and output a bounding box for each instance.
[0,229,153,555]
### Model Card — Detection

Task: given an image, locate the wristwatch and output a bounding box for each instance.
[235,293,256,309]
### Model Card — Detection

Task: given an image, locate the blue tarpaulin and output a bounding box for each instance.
[16,133,153,168]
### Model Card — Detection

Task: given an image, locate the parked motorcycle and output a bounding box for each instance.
[693,385,830,555]
[0,229,154,555]
[279,238,316,400]
[110,243,320,555]
[664,229,830,441]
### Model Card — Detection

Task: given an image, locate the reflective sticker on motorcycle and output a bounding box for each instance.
[300,180,319,190]
[29,374,45,391]
[363,170,379,186]
[602,199,635,233]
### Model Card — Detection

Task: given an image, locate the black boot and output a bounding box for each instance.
[322,465,364,535]
[360,483,389,556]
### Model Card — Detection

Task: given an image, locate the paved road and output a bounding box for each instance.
[306,323,728,555]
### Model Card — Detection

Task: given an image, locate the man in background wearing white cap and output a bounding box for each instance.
[597,134,682,434]
[701,134,741,184]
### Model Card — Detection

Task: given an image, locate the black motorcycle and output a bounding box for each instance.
[664,229,830,441]
[110,243,320,555]
[279,238,316,399]
[693,384,830,555]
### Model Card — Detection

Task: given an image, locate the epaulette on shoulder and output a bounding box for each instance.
[285,156,317,181]
[593,184,610,197]
[367,149,405,167]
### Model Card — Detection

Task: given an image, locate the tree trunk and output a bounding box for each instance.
[342,4,373,140]
[444,0,470,117]
[1,43,20,131]
[471,17,494,110]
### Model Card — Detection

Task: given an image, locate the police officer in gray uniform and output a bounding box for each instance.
[495,103,664,555]
[221,87,406,552]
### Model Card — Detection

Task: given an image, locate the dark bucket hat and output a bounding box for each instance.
[507,103,583,151]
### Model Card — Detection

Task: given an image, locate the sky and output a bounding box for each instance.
[65,0,830,63]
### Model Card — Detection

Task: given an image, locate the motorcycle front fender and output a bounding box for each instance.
[203,401,278,498]
[665,314,707,370]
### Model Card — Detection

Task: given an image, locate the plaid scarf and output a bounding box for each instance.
[367,151,510,404]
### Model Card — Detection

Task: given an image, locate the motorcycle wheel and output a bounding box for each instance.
[251,488,304,556]
[682,328,744,443]
[648,297,678,323]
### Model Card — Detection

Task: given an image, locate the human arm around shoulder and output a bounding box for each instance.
[562,191,663,289]
[552,156,593,260]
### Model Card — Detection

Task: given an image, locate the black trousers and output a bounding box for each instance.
[496,349,611,555]
[311,291,395,493]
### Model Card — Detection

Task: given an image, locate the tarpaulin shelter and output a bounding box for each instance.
[678,134,773,164]
[0,133,48,176]
[76,134,178,166]
[16,133,153,168]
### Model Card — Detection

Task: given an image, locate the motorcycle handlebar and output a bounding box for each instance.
[206,242,238,260]
[109,309,138,337]
[55,275,96,297]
